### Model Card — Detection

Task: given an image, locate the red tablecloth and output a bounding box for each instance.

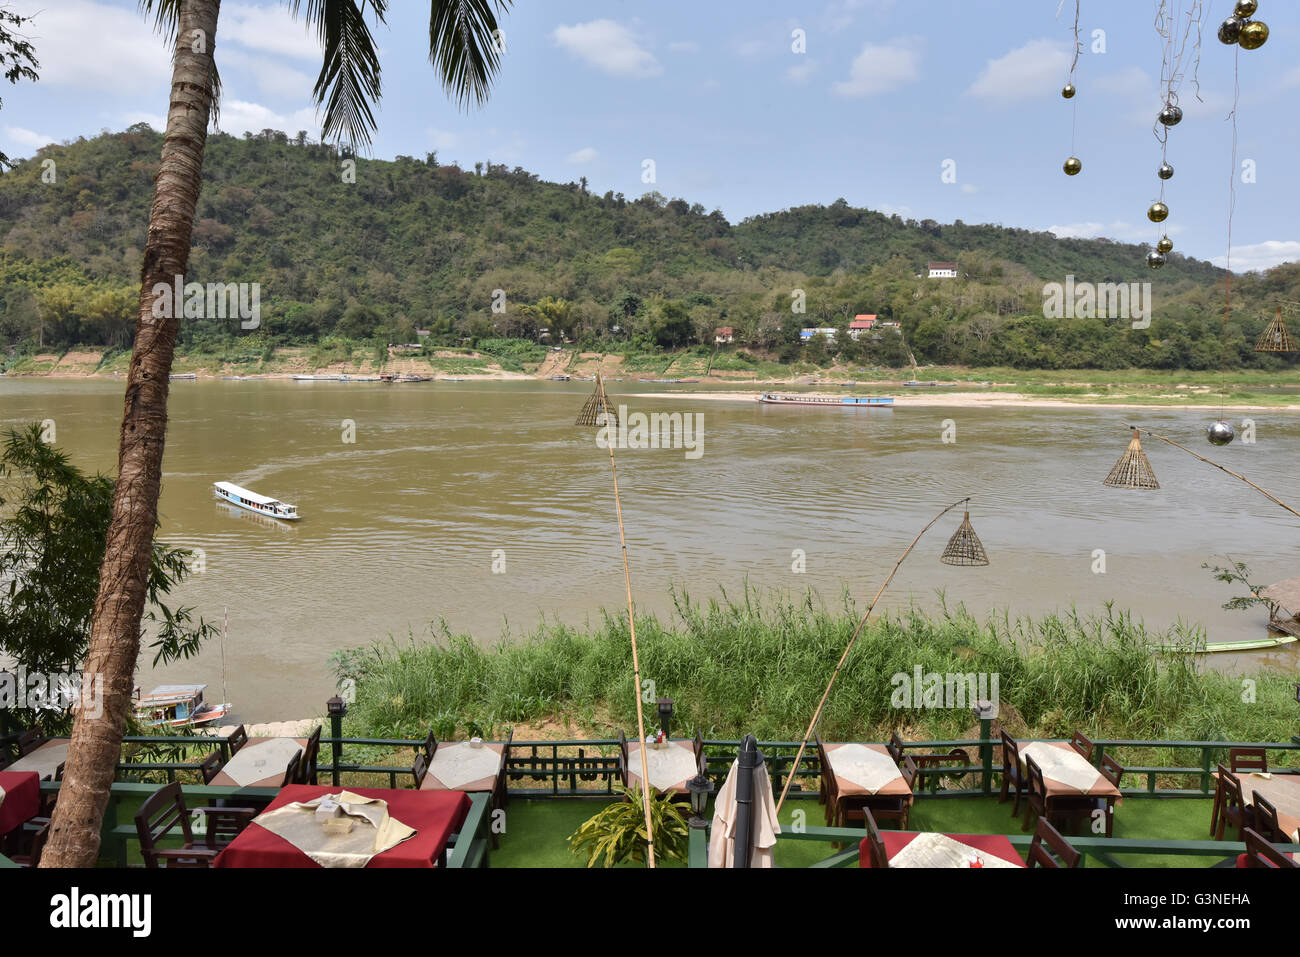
[861,831,1025,868]
[0,771,41,836]
[214,786,470,868]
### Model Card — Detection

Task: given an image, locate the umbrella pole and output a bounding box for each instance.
[1124,423,1300,520]
[775,496,972,815]
[733,734,759,868]
[603,436,657,868]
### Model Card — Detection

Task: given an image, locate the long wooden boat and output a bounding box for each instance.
[1151,634,1299,654]
[214,481,301,520]
[759,392,893,407]
[133,684,231,728]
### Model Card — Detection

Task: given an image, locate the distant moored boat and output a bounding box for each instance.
[759,392,893,408]
[214,481,300,520]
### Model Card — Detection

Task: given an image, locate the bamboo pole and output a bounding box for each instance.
[1123,423,1300,520]
[597,383,657,868]
[775,496,973,815]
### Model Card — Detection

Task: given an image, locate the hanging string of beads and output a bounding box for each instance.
[1147,1,1206,270]
[1062,0,1083,177]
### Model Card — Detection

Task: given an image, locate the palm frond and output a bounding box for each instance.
[289,0,387,150]
[428,0,511,110]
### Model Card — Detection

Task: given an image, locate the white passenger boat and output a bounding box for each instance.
[213,481,301,520]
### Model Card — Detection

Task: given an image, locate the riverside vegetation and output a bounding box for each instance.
[328,588,1299,767]
[2,127,1299,374]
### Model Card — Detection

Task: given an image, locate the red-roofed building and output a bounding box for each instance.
[848,315,877,340]
[928,262,958,278]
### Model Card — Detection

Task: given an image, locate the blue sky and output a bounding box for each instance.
[4,0,1298,269]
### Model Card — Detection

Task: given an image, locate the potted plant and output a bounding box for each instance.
[567,783,690,867]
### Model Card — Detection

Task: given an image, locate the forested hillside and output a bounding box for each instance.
[0,125,1297,371]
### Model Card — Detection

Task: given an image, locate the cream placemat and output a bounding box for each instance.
[5,741,68,780]
[428,743,501,790]
[889,832,1020,869]
[1019,742,1101,794]
[826,744,902,794]
[255,791,415,868]
[221,737,302,787]
[627,744,698,791]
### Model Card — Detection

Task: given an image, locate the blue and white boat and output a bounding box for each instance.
[213,481,301,520]
[759,392,893,408]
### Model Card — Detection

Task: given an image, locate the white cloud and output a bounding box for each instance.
[1211,240,1300,272]
[428,128,463,150]
[566,147,598,164]
[736,39,767,58]
[833,38,921,97]
[4,126,55,149]
[877,202,914,218]
[552,20,661,78]
[960,183,979,194]
[966,39,1071,102]
[29,1,171,93]
[1048,220,1186,243]
[221,3,321,61]
[1047,221,1106,239]
[122,112,167,132]
[786,60,818,83]
[1093,66,1154,96]
[220,48,317,102]
[214,100,319,138]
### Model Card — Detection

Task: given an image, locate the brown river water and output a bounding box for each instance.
[1,377,1297,721]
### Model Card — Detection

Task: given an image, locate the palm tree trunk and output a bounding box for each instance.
[41,0,220,868]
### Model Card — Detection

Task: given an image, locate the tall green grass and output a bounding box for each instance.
[330,588,1298,752]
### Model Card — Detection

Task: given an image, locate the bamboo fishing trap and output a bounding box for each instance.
[1254,306,1297,354]
[575,373,618,426]
[1103,428,1161,490]
[940,511,990,566]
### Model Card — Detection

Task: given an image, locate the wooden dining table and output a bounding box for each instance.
[207,737,306,789]
[1017,740,1121,832]
[2,738,69,781]
[214,786,470,868]
[624,739,702,794]
[1218,770,1300,842]
[0,771,41,837]
[861,831,1025,868]
[419,741,506,792]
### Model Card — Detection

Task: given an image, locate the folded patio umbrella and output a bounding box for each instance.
[708,757,781,868]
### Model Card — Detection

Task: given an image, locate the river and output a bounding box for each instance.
[2,377,1296,721]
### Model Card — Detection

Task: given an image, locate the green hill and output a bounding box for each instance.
[0,125,1296,372]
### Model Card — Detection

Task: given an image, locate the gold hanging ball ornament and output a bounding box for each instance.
[1207,420,1235,447]
[1157,236,1173,254]
[1158,162,1174,180]
[1239,20,1269,50]
[1147,202,1169,223]
[1158,105,1183,127]
[1147,251,1166,270]
[1234,0,1258,17]
[1218,17,1245,44]
[1063,156,1082,176]
[1062,83,1076,99]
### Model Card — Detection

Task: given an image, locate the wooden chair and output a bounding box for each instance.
[412,750,429,788]
[616,730,630,788]
[1229,747,1267,774]
[908,747,971,792]
[886,731,905,765]
[280,750,303,788]
[198,751,224,785]
[1027,816,1081,868]
[1242,827,1299,869]
[1212,765,1255,841]
[814,734,837,825]
[999,731,1026,816]
[14,726,44,759]
[1251,794,1284,844]
[227,725,248,755]
[421,729,438,765]
[9,821,49,868]
[134,782,255,867]
[1021,755,1048,832]
[295,725,322,785]
[1069,731,1094,761]
[863,809,889,869]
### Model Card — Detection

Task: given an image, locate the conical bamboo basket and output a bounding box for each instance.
[575,373,618,427]
[1254,308,1297,354]
[1103,429,1160,489]
[940,511,989,566]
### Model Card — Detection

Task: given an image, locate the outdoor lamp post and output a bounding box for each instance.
[657,697,674,739]
[973,698,998,795]
[327,695,347,786]
[686,772,713,829]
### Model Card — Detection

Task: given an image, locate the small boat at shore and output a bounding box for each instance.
[759,392,894,408]
[133,684,231,728]
[170,373,197,381]
[214,481,300,520]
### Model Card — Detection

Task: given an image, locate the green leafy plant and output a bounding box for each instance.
[1203,559,1274,614]
[567,783,689,868]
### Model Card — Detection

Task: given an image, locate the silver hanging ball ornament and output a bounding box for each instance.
[1207,420,1235,446]
[1062,83,1076,99]
[1147,251,1166,269]
[1063,156,1082,176]
[1158,162,1175,180]
[1234,0,1258,17]
[1158,105,1183,127]
[1219,17,1244,45]
[1157,236,1173,254]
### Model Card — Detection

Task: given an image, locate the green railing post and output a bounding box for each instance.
[688,824,708,867]
[327,696,345,787]
[974,701,996,796]
[1200,746,1211,795]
